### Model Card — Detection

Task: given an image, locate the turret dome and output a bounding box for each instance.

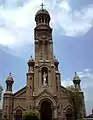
[73,72,81,84]
[6,73,14,83]
[28,56,34,66]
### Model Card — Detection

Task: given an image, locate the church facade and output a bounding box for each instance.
[2,7,85,120]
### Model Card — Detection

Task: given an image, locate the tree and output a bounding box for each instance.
[66,85,83,120]
[22,110,40,120]
[0,85,3,101]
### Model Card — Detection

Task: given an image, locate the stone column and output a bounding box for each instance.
[52,106,57,120]
[62,111,66,120]
[35,106,40,119]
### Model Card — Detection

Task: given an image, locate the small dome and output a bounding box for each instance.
[54,56,59,66]
[73,72,81,85]
[28,56,34,62]
[35,8,50,21]
[73,72,80,81]
[6,73,14,82]
[35,9,49,16]
[28,56,34,66]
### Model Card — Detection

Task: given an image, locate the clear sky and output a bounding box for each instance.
[0,0,93,115]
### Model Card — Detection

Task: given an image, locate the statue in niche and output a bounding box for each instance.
[43,72,47,86]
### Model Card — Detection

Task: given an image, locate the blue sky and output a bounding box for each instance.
[0,0,93,115]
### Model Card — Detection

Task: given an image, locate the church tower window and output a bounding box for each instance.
[39,17,41,23]
[45,18,47,24]
[42,16,44,23]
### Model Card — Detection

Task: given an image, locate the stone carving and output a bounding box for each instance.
[43,72,47,86]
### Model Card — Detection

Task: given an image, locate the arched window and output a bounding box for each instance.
[41,67,48,86]
[29,66,31,71]
[30,106,31,109]
[39,17,41,23]
[42,16,44,23]
[15,109,22,120]
[66,108,72,120]
[45,18,47,24]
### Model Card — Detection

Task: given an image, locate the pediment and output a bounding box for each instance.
[13,105,26,112]
[37,89,54,98]
[63,104,73,113]
[13,86,26,98]
[36,89,56,106]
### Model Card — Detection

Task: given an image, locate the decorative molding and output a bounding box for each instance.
[63,104,73,113]
[13,105,26,112]
[35,89,56,107]
[35,64,39,67]
[51,64,54,68]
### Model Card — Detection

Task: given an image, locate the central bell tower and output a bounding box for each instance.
[34,6,53,61]
[26,5,61,99]
[33,6,60,96]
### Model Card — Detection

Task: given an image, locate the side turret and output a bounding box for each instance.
[27,56,34,72]
[27,56,34,94]
[54,56,59,71]
[5,73,14,93]
[3,73,14,120]
[53,56,61,90]
[26,56,35,111]
[73,72,81,91]
[72,72,86,119]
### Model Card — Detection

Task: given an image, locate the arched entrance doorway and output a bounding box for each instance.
[40,100,52,120]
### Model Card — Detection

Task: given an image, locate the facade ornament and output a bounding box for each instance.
[43,72,47,86]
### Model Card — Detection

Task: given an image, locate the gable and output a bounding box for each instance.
[63,104,73,110]
[37,89,54,98]
[13,86,26,98]
[35,89,56,106]
[13,105,26,112]
[59,86,71,98]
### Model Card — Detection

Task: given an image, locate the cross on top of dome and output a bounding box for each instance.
[40,3,45,10]
[9,72,11,76]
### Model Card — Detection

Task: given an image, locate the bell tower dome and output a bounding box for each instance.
[35,3,50,26]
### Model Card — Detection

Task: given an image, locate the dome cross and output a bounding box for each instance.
[40,3,45,10]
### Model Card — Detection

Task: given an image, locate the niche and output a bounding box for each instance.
[41,67,48,86]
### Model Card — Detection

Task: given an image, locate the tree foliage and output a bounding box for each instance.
[0,85,3,101]
[22,110,40,120]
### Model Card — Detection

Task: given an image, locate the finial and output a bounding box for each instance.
[40,3,45,10]
[9,72,11,76]
[75,72,77,76]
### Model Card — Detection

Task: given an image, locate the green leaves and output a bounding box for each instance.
[22,110,40,120]
[0,85,3,101]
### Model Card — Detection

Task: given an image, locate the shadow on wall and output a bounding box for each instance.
[83,118,93,120]
[0,109,2,120]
